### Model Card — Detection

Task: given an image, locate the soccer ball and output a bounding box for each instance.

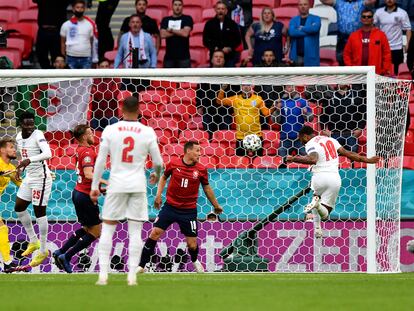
[407,240,414,253]
[242,134,262,151]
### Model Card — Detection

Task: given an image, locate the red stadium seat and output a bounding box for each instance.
[44,131,73,147]
[320,48,338,66]
[163,143,184,156]
[0,0,29,12]
[192,22,205,36]
[339,156,352,169]
[279,0,298,7]
[179,129,209,144]
[189,35,205,49]
[254,0,277,10]
[6,22,37,58]
[140,103,163,118]
[104,49,118,66]
[405,142,414,156]
[182,7,202,23]
[63,145,77,157]
[202,8,216,22]
[154,128,177,145]
[252,156,282,168]
[252,7,262,21]
[199,156,218,168]
[217,155,250,168]
[6,38,25,56]
[145,8,164,25]
[49,144,62,158]
[262,130,280,156]
[157,48,165,68]
[18,9,38,23]
[49,156,76,170]
[201,142,226,157]
[403,156,414,169]
[148,117,180,139]
[0,10,18,23]
[140,89,167,105]
[286,162,309,169]
[212,130,237,146]
[190,49,208,67]
[147,3,170,17]
[168,88,196,106]
[188,115,203,130]
[406,130,414,144]
[273,7,298,26]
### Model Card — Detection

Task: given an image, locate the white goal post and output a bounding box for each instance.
[0,67,410,274]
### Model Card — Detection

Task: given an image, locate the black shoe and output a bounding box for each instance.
[53,250,64,270]
[3,262,18,273]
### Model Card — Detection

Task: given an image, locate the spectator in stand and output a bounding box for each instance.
[196,50,237,139]
[275,85,313,161]
[60,0,99,69]
[321,0,376,66]
[408,32,414,79]
[343,9,392,75]
[374,0,412,75]
[245,7,288,66]
[115,14,157,69]
[118,0,161,53]
[223,0,253,49]
[376,0,414,30]
[319,84,366,156]
[34,0,72,69]
[203,1,242,67]
[96,0,120,60]
[90,58,120,131]
[160,0,193,68]
[288,0,321,67]
[52,55,69,69]
[216,84,276,156]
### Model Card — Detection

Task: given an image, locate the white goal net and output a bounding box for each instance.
[0,67,410,273]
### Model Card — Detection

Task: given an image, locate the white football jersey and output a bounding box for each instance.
[16,130,51,180]
[305,135,342,173]
[92,120,163,193]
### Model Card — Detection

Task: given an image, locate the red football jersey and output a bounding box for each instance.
[164,158,209,209]
[74,145,97,194]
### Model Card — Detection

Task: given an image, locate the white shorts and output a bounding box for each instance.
[102,192,148,221]
[311,172,341,208]
[17,177,53,206]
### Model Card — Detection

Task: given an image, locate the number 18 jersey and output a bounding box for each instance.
[305,135,342,173]
[93,120,163,193]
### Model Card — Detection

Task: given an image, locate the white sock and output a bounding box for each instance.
[16,211,38,243]
[98,223,116,277]
[127,220,143,275]
[312,209,321,229]
[36,216,48,253]
[316,204,329,220]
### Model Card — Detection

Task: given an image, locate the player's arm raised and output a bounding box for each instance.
[337,147,380,164]
[202,184,223,215]
[286,152,319,165]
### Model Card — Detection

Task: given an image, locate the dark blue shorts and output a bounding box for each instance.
[72,189,102,227]
[154,203,198,237]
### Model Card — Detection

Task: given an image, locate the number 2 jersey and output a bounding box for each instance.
[164,158,209,210]
[75,145,96,194]
[92,120,163,193]
[305,135,342,173]
[16,129,52,180]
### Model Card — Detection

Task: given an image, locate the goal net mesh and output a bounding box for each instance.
[0,70,410,273]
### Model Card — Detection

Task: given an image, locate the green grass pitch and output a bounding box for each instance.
[1,273,414,311]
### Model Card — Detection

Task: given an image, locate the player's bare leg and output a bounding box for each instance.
[311,203,332,239]
[126,219,143,286]
[96,220,117,285]
[29,204,49,267]
[138,227,165,273]
[186,236,204,273]
[14,198,40,257]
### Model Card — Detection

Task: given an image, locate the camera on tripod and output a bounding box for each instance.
[131,48,147,68]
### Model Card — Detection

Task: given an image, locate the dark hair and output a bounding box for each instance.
[172,0,183,4]
[72,0,86,6]
[262,49,275,56]
[184,141,200,153]
[99,58,110,65]
[129,14,142,22]
[215,0,227,8]
[73,124,90,141]
[299,125,314,137]
[212,50,225,57]
[122,96,139,112]
[361,8,374,17]
[19,111,35,125]
[0,137,14,149]
[135,0,147,5]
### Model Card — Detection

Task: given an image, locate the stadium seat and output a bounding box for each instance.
[179,129,209,144]
[262,130,280,156]
[405,142,414,156]
[201,142,226,157]
[217,155,250,168]
[182,7,202,23]
[163,143,184,156]
[162,103,196,120]
[199,155,218,168]
[44,131,72,147]
[273,7,298,26]
[339,156,352,169]
[403,156,414,169]
[104,49,118,66]
[18,9,38,23]
[168,88,196,106]
[254,0,277,10]
[286,162,308,169]
[140,89,167,105]
[252,7,262,21]
[63,144,77,157]
[49,144,62,158]
[188,115,203,130]
[192,22,205,36]
[154,128,176,145]
[406,130,414,144]
[140,102,164,118]
[189,35,205,49]
[148,117,181,139]
[202,8,215,22]
[0,49,21,68]
[145,8,164,25]
[320,48,338,66]
[147,3,170,17]
[280,0,299,7]
[0,0,29,12]
[398,63,411,79]
[0,10,18,23]
[49,156,76,170]
[6,38,25,56]
[252,156,283,168]
[7,22,37,58]
[190,49,208,67]
[212,130,237,155]
[157,48,165,67]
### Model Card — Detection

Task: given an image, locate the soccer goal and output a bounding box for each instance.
[0,67,410,273]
